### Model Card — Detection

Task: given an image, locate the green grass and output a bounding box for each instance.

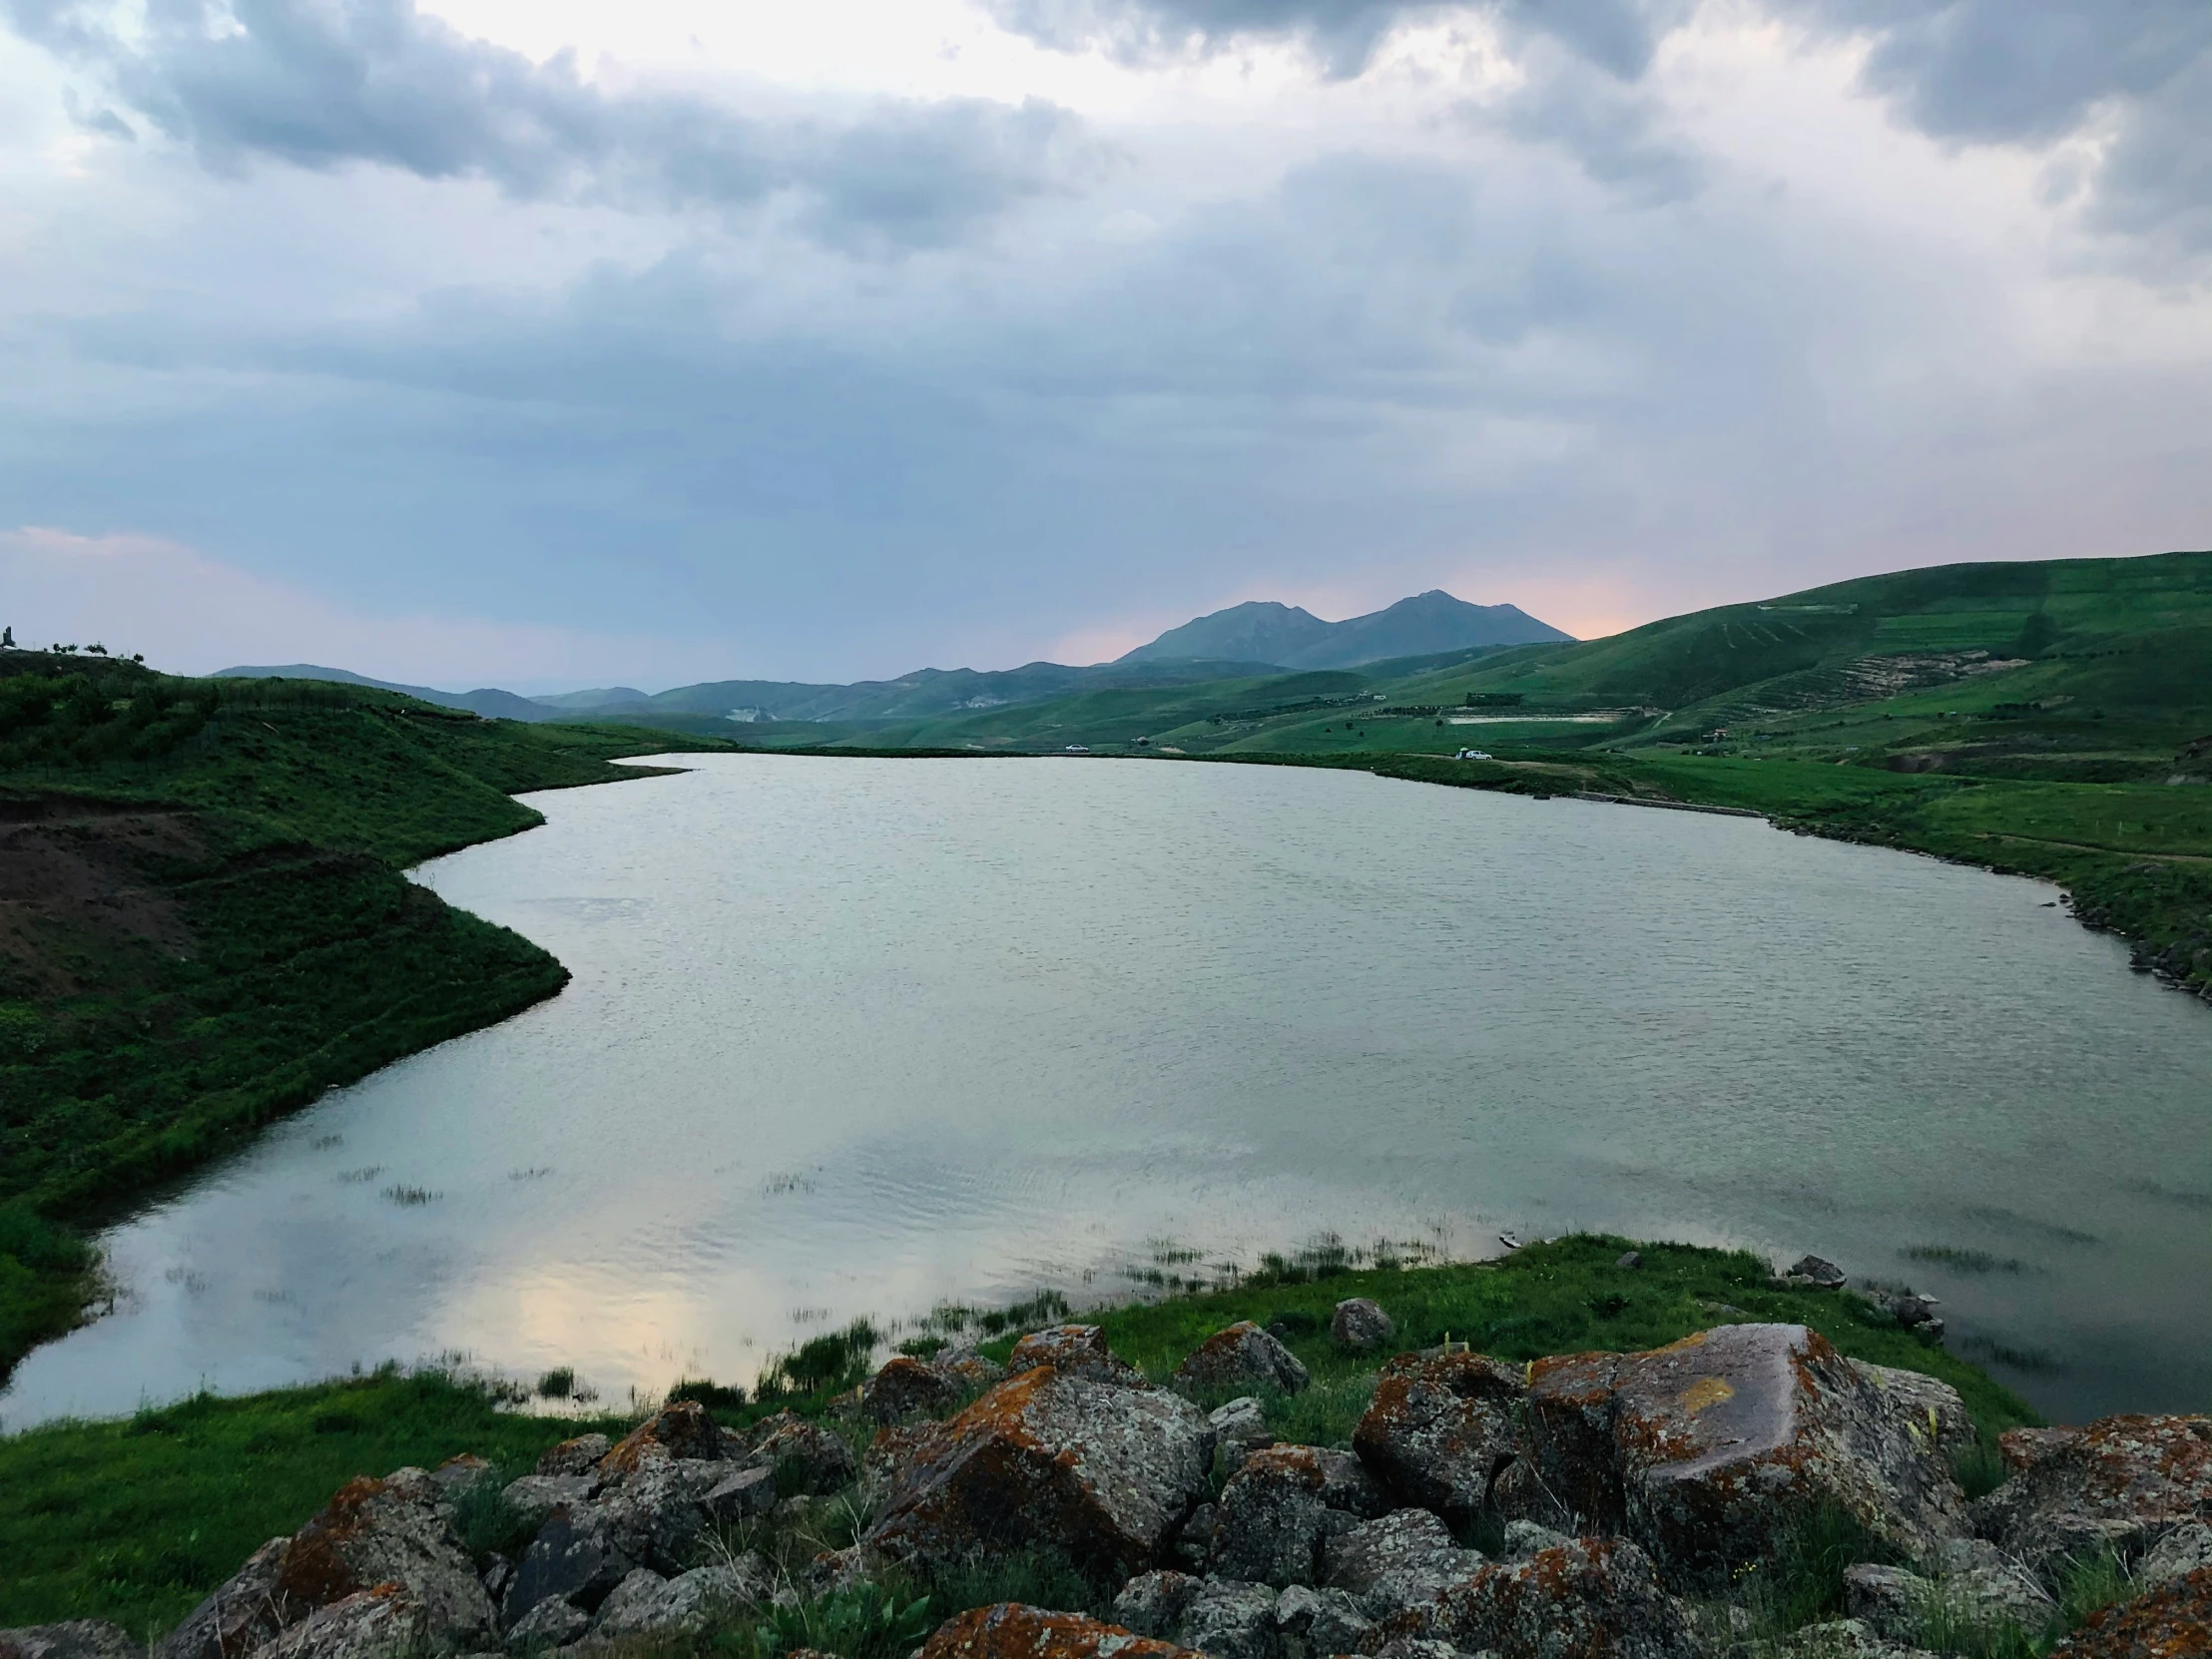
[0,1370,632,1635]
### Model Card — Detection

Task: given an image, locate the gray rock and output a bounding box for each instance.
[1373,1538,1698,1659]
[0,1623,137,1659]
[599,1402,728,1476]
[865,1367,1215,1579]
[158,1537,290,1659]
[244,1590,431,1659]
[270,1467,495,1645]
[502,1596,590,1652]
[1210,1397,1275,1462]
[534,1435,610,1477]
[1525,1325,1966,1592]
[1213,1444,1389,1588]
[1180,1578,1281,1659]
[747,1412,859,1495]
[482,1555,514,1603]
[1321,1509,1481,1617]
[1502,1520,1570,1561]
[1972,1415,2212,1581]
[1005,1326,1150,1388]
[1113,1570,1204,1639]
[1845,1561,2054,1644]
[502,1507,635,1625]
[501,1474,598,1533]
[1272,1584,1373,1659]
[1171,1504,1219,1573]
[858,1357,964,1424]
[1176,1323,1312,1397]
[1848,1365,1977,1461]
[706,1464,780,1524]
[1331,1299,1394,1354]
[1788,1256,1848,1287]
[1616,1253,1643,1272]
[1843,1565,1930,1640]
[1780,1618,1939,1659]
[596,1456,740,1570]
[591,1563,763,1638]
[2139,1520,2212,1591]
[1365,1641,1462,1659]
[1352,1350,1529,1525]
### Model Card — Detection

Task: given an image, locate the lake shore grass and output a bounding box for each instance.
[0,1234,2039,1638]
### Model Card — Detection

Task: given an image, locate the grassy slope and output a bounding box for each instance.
[0,657,739,1380]
[0,1236,2036,1636]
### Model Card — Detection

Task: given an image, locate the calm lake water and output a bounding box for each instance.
[6,756,2208,1428]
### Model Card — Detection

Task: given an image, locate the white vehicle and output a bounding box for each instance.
[1454,748,1493,761]
[1064,744,1091,754]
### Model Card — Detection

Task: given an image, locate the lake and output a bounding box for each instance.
[5,755,2207,1428]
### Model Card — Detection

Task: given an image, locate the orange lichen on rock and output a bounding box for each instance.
[916,1604,1200,1659]
[2047,1565,2212,1659]
[598,1401,726,1476]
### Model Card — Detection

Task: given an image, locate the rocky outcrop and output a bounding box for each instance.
[1321,1509,1484,1618]
[271,1468,495,1643]
[1524,1324,1963,1589]
[747,1410,860,1495]
[1973,1414,2212,1577]
[247,1588,430,1659]
[1331,1300,1394,1354]
[917,1604,1200,1659]
[1352,1350,1528,1523]
[865,1367,1214,1578]
[1007,1327,1150,1388]
[2046,1564,2212,1659]
[1176,1580,1280,1659]
[1843,1561,2054,1642]
[535,1434,610,1476]
[501,1595,589,1652]
[0,1624,137,1659]
[1212,1445,1389,1587]
[1369,1537,1698,1659]
[1112,1571,1205,1639]
[599,1402,726,1475]
[159,1537,290,1659]
[859,1356,965,1423]
[1174,1323,1311,1397]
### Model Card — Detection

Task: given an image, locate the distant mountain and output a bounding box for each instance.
[530,687,649,710]
[1121,590,1571,670]
[214,664,561,723]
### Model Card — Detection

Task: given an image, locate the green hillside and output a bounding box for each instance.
[0,653,738,1381]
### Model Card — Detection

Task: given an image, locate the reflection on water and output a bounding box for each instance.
[6,756,2208,1427]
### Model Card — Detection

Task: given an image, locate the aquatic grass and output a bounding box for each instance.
[667,1377,749,1413]
[536,1367,576,1399]
[1904,1245,2030,1274]
[380,1185,440,1207]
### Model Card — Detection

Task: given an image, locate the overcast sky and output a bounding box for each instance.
[3,0,2208,690]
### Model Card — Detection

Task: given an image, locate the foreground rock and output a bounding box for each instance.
[747,1409,859,1494]
[1371,1537,1699,1659]
[1331,1300,1394,1354]
[1322,1509,1484,1618]
[865,1366,1214,1577]
[1843,1562,2054,1642]
[1007,1326,1151,1388]
[598,1401,725,1475]
[275,1468,494,1644]
[0,1624,137,1659]
[1972,1414,2212,1576]
[250,1588,430,1659]
[535,1434,610,1476]
[591,1561,769,1637]
[1525,1324,1963,1589]
[159,1538,290,1659]
[1212,1444,1389,1587]
[1352,1350,1529,1524]
[2047,1564,2212,1659]
[1174,1323,1311,1397]
[859,1355,965,1423]
[918,1604,1200,1659]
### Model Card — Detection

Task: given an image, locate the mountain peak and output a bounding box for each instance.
[1119,589,1570,670]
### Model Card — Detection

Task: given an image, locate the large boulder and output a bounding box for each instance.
[500,1473,598,1533]
[1368,1537,1699,1659]
[2046,1564,2212,1659]
[595,1456,745,1570]
[158,1538,290,1659]
[865,1366,1215,1579]
[244,1588,430,1659]
[1843,1562,2053,1643]
[270,1468,495,1644]
[1112,1571,1205,1639]
[860,1356,965,1423]
[1352,1350,1528,1523]
[1321,1509,1484,1619]
[501,1596,589,1652]
[1849,1364,1977,1460]
[1971,1414,2212,1577]
[1212,1445,1389,1588]
[535,1434,610,1476]
[1174,1324,1311,1397]
[1008,1327,1150,1388]
[1331,1300,1394,1354]
[748,1410,860,1494]
[590,1561,769,1637]
[1176,1580,1281,1659]
[1274,1584,1374,1659]
[599,1402,726,1476]
[0,1625,136,1659]
[916,1604,1200,1659]
[501,1505,636,1625]
[1524,1325,1964,1590]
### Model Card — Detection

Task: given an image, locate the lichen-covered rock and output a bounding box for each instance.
[0,1623,136,1659]
[271,1468,495,1644]
[502,1595,589,1652]
[1368,1537,1699,1659]
[599,1402,726,1476]
[1178,1579,1281,1659]
[860,1356,965,1423]
[158,1537,290,1659]
[1113,1572,1203,1640]
[1502,1520,1571,1560]
[536,1434,610,1477]
[1175,1323,1312,1397]
[1972,1415,2212,1578]
[1320,1509,1482,1618]
[2139,1521,2212,1592]
[1274,1584,1374,1659]
[1210,1397,1275,1469]
[707,1463,780,1524]
[1352,1350,1528,1523]
[1008,1327,1150,1388]
[865,1367,1214,1579]
[938,1346,1008,1391]
[1331,1300,1394,1354]
[2045,1564,2212,1659]
[244,1588,430,1659]
[1849,1364,1977,1460]
[501,1473,599,1533]
[749,1410,861,1495]
[1213,1444,1390,1588]
[1778,1619,1939,1659]
[1524,1325,1964,1591]
[501,1506,635,1625]
[916,1604,1201,1659]
[596,1456,742,1570]
[590,1561,766,1637]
